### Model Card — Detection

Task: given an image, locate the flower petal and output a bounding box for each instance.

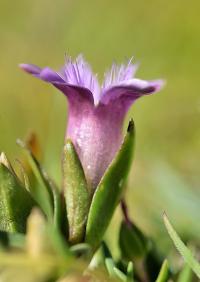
[61,55,100,105]
[19,63,94,104]
[19,64,41,75]
[53,83,94,104]
[100,79,165,105]
[19,64,65,82]
[39,67,65,83]
[102,58,139,89]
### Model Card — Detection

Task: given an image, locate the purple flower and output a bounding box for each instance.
[20,55,164,190]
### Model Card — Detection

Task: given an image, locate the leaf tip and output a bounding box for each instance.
[127,118,135,133]
[64,139,74,153]
[0,152,9,167]
[0,152,14,173]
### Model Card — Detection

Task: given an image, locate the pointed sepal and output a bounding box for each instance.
[85,119,135,248]
[63,140,90,244]
[0,163,35,233]
[17,139,54,221]
[155,259,169,282]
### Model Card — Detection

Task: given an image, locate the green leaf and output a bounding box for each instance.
[0,164,35,233]
[105,258,127,282]
[40,169,63,231]
[119,221,148,261]
[155,259,169,282]
[17,139,54,221]
[15,160,30,192]
[127,262,134,282]
[105,258,116,277]
[63,140,90,244]
[89,248,103,269]
[0,152,15,175]
[70,243,91,256]
[17,140,63,229]
[163,213,200,279]
[177,264,193,282]
[85,120,135,248]
[47,222,71,259]
[113,267,127,281]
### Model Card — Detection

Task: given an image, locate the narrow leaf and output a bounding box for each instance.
[177,264,193,282]
[113,267,127,281]
[63,140,90,244]
[17,139,54,221]
[127,262,134,282]
[155,259,169,282]
[0,164,35,233]
[15,159,30,191]
[17,137,62,228]
[40,169,63,231]
[119,221,148,260]
[70,243,91,256]
[47,224,71,259]
[163,213,200,279]
[105,258,116,277]
[105,258,127,281]
[85,120,135,248]
[0,152,14,174]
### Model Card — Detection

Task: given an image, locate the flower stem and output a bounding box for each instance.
[120,199,133,228]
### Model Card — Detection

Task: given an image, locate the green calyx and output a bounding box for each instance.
[63,119,135,247]
[85,119,135,248]
[63,140,90,244]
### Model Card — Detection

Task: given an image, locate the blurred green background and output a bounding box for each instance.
[1,0,200,253]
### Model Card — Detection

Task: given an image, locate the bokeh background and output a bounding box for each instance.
[1,0,200,256]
